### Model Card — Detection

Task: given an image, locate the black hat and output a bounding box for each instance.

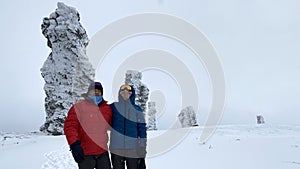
[88,82,103,94]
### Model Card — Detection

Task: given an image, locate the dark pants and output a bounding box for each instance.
[78,152,111,169]
[138,158,146,169]
[111,153,139,169]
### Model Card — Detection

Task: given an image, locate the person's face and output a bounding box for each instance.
[120,90,132,100]
[88,89,102,96]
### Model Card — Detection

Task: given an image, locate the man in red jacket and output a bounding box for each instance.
[64,82,112,169]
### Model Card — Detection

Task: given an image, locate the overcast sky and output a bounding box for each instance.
[0,0,300,132]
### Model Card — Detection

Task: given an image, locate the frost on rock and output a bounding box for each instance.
[178,106,198,128]
[147,102,158,130]
[40,2,95,135]
[125,70,149,112]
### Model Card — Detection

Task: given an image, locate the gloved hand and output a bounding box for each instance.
[70,140,85,163]
[136,147,147,158]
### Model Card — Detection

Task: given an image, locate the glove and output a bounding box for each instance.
[137,147,147,158]
[70,140,85,163]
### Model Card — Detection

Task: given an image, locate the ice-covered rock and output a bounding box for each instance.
[256,115,265,124]
[40,2,95,135]
[178,106,198,128]
[147,102,158,130]
[125,70,149,112]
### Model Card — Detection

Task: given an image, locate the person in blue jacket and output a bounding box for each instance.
[109,84,147,169]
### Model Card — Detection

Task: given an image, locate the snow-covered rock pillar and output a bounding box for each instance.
[256,115,265,124]
[178,106,198,128]
[40,2,95,135]
[125,70,149,112]
[147,101,157,130]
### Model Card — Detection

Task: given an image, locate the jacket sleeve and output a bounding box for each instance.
[102,104,112,128]
[64,105,80,146]
[137,110,147,147]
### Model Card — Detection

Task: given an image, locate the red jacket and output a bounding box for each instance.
[64,99,112,155]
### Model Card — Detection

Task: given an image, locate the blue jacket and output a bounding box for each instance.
[109,87,147,150]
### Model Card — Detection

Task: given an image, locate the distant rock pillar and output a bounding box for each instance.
[178,106,198,128]
[147,102,158,130]
[256,115,265,124]
[125,70,149,112]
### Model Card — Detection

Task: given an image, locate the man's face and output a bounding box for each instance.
[120,90,132,100]
[88,89,102,96]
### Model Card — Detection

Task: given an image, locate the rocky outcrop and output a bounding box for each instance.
[40,2,94,135]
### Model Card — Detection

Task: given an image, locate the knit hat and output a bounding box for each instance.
[88,82,103,94]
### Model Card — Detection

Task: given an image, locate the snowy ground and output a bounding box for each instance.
[1,124,300,169]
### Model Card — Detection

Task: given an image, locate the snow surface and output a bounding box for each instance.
[1,125,300,169]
